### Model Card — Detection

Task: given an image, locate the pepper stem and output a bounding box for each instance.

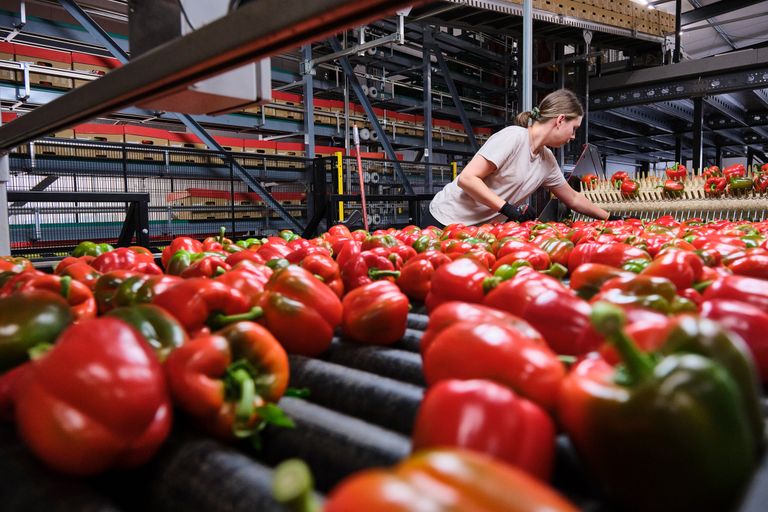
[210,306,264,328]
[231,368,256,424]
[273,459,321,512]
[59,275,72,299]
[218,226,227,243]
[368,268,401,280]
[590,302,655,384]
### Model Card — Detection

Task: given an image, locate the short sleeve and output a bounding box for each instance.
[542,150,567,188]
[477,127,524,171]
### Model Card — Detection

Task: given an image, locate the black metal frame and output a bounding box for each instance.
[7,191,150,248]
[327,193,434,228]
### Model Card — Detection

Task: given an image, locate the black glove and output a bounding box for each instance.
[499,202,535,222]
[606,214,624,221]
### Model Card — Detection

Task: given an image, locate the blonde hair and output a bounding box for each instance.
[515,89,584,127]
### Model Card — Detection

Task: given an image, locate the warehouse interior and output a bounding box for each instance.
[0,1,768,511]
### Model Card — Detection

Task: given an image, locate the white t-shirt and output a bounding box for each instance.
[429,126,566,225]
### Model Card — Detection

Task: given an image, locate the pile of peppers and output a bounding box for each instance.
[1,212,767,511]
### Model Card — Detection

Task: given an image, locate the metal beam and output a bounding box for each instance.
[522,0,532,111]
[692,97,704,171]
[704,95,747,126]
[423,27,433,193]
[590,48,768,109]
[56,0,304,232]
[328,37,414,194]
[681,0,765,27]
[0,113,8,255]
[0,0,418,151]
[430,45,480,152]
[674,0,682,63]
[609,106,677,133]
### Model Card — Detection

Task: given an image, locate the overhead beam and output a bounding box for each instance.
[681,0,765,27]
[0,0,418,151]
[591,48,768,109]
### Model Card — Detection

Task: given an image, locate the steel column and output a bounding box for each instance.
[430,46,479,153]
[56,0,304,232]
[692,97,704,172]
[522,0,533,111]
[715,145,722,168]
[0,113,9,256]
[423,28,433,193]
[674,0,682,63]
[675,137,682,164]
[328,37,414,194]
[302,44,316,160]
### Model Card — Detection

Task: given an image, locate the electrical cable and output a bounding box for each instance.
[176,0,196,31]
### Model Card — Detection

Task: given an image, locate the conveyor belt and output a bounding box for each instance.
[0,311,767,511]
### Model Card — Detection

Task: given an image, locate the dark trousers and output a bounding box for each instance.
[419,202,446,229]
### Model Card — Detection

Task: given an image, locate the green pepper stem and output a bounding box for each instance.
[541,263,568,280]
[211,306,264,327]
[231,368,256,424]
[590,302,655,384]
[59,275,72,299]
[272,459,321,512]
[368,268,400,280]
[692,280,713,292]
[28,342,54,360]
[218,226,227,243]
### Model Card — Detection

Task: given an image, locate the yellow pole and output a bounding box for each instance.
[336,152,344,221]
[451,161,457,180]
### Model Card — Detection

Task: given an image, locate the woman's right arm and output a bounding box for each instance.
[456,154,506,211]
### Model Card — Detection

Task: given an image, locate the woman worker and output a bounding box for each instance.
[422,89,619,228]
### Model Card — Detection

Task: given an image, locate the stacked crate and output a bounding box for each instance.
[13,44,73,89]
[506,0,675,36]
[72,53,120,87]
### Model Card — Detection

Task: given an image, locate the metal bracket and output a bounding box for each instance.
[4,1,25,42]
[304,13,405,75]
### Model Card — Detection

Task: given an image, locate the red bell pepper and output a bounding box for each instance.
[395,250,451,302]
[341,281,409,345]
[92,247,162,274]
[256,238,293,262]
[13,317,171,475]
[484,269,597,356]
[659,178,684,198]
[723,163,746,179]
[591,274,695,314]
[324,448,579,512]
[665,162,686,180]
[754,173,768,194]
[569,263,634,300]
[0,256,33,274]
[340,249,400,291]
[494,239,551,270]
[704,176,727,196]
[214,263,272,306]
[535,236,575,266]
[421,301,544,357]
[164,321,290,441]
[54,255,92,274]
[725,251,768,280]
[641,249,704,290]
[412,379,556,480]
[2,273,96,320]
[762,163,768,174]
[162,236,204,267]
[153,278,253,335]
[179,255,231,278]
[567,242,651,274]
[424,257,492,311]
[56,260,101,290]
[610,171,629,189]
[298,253,343,297]
[202,227,233,252]
[704,274,768,313]
[422,317,565,411]
[257,265,343,356]
[581,173,598,190]
[702,165,721,179]
[701,299,768,383]
[620,178,639,199]
[225,249,265,267]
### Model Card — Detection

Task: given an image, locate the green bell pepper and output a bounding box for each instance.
[0,290,74,371]
[72,241,114,257]
[106,304,188,362]
[559,302,762,512]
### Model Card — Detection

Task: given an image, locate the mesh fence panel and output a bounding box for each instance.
[6,139,451,255]
[7,139,310,255]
